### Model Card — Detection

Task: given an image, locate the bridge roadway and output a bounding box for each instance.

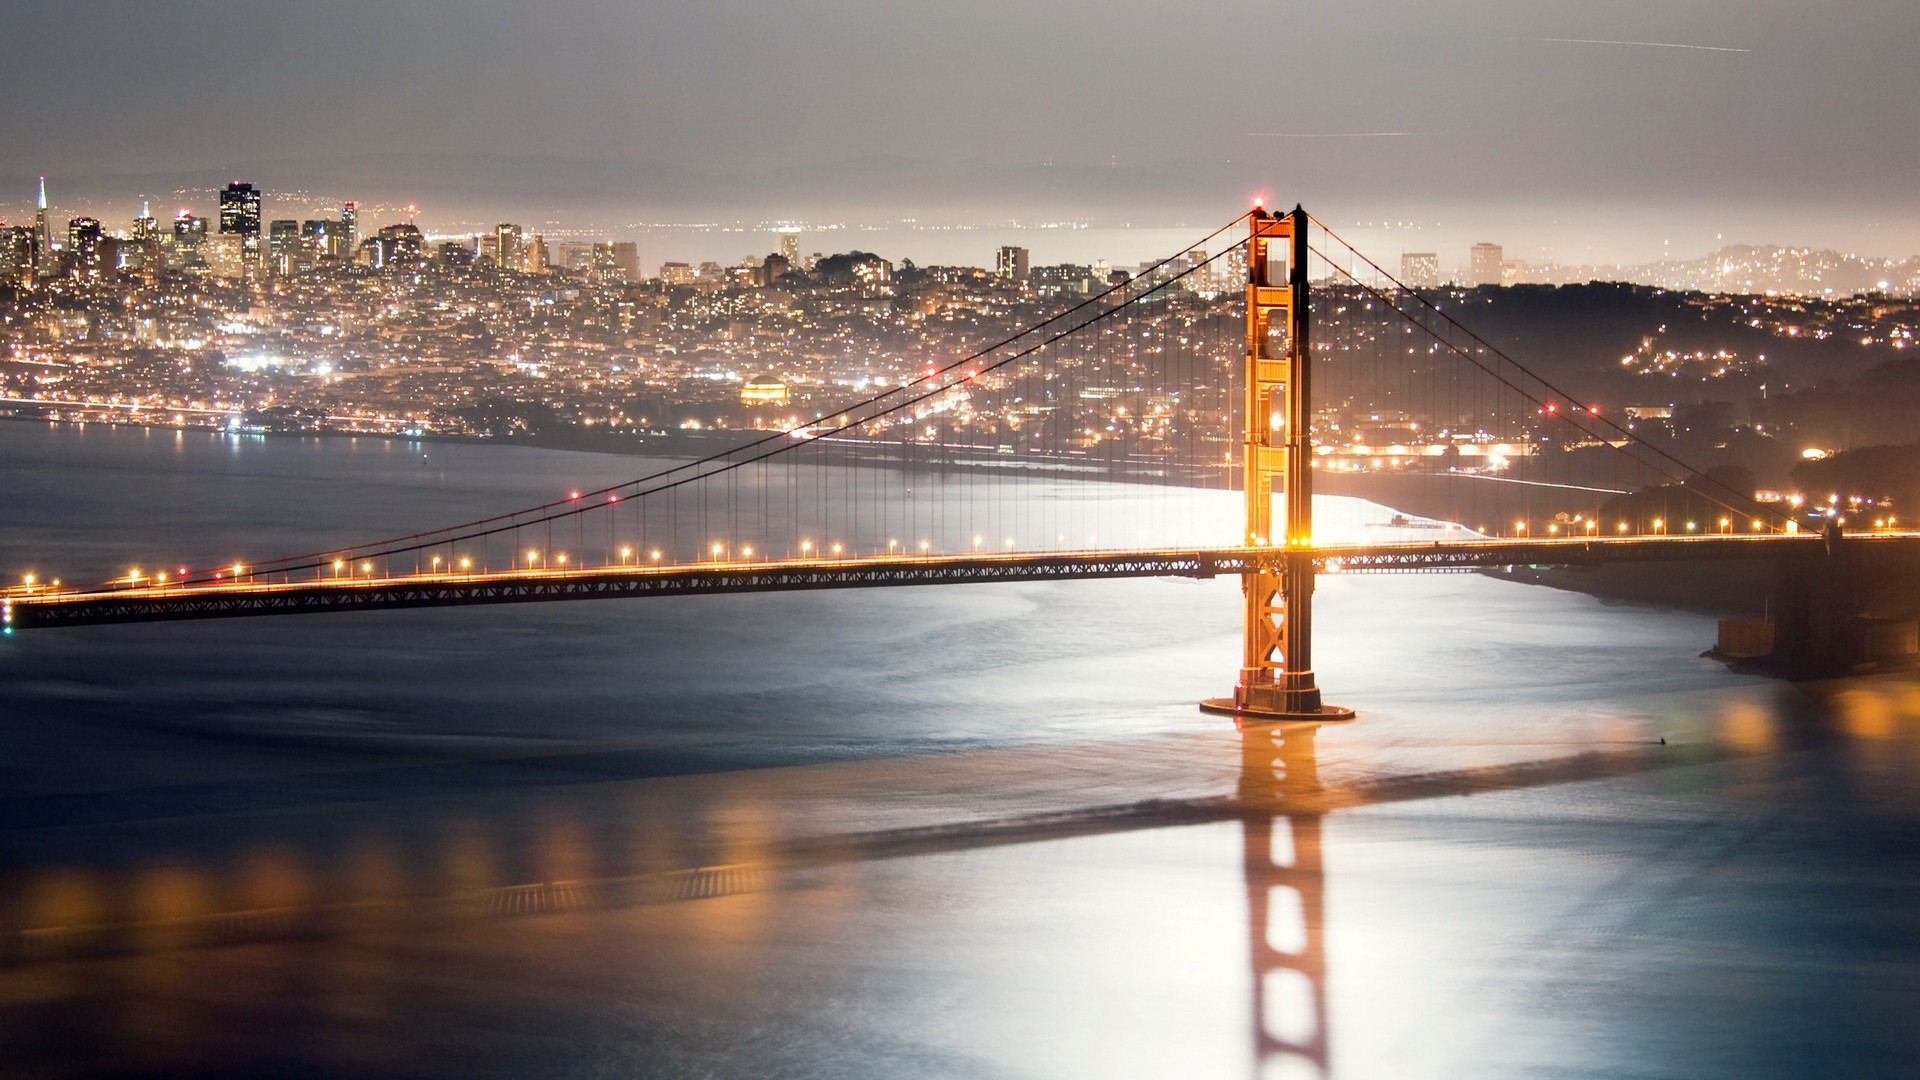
[8,532,1919,630]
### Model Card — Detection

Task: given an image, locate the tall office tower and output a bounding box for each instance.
[527,234,550,272]
[300,220,332,263]
[268,219,300,275]
[1400,252,1440,288]
[494,224,524,269]
[996,245,1031,282]
[376,222,424,266]
[173,212,208,270]
[202,233,246,278]
[1469,242,1503,287]
[219,182,263,266]
[779,231,800,267]
[66,217,105,279]
[0,226,34,281]
[32,177,51,278]
[340,202,358,255]
[132,200,158,240]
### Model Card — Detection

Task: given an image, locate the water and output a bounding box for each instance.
[1,420,1916,1078]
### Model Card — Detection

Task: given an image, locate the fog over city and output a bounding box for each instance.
[4,0,1917,266]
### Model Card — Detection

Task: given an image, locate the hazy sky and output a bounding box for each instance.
[5,0,1917,264]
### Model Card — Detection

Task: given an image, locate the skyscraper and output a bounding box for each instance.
[202,233,246,279]
[32,178,51,279]
[588,241,639,284]
[1400,252,1440,288]
[173,212,208,271]
[375,223,424,267]
[132,201,158,243]
[1469,243,1504,287]
[66,217,105,279]
[340,202,358,255]
[219,182,262,266]
[494,224,524,270]
[0,226,34,282]
[268,219,300,275]
[779,231,801,268]
[996,245,1030,282]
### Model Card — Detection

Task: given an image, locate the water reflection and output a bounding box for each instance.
[3,690,1904,1077]
[1239,722,1331,1080]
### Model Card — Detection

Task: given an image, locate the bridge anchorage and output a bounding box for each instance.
[1201,206,1353,724]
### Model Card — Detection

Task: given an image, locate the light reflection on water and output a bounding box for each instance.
[2,422,1919,1076]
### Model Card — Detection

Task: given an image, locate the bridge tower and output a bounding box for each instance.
[1204,206,1353,722]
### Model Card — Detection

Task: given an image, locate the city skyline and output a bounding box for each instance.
[3,1,1917,265]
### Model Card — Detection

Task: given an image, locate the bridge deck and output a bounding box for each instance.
[6,534,1912,630]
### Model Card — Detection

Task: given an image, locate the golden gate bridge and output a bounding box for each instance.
[7,205,1915,715]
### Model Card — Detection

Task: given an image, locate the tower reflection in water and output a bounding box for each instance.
[4,723,1347,1079]
[1238,720,1331,1080]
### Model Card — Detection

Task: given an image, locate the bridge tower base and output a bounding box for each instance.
[1203,205,1353,725]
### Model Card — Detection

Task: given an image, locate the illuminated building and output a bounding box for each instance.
[1400,252,1440,288]
[65,217,105,279]
[219,181,262,266]
[0,226,34,282]
[301,219,339,262]
[779,231,801,268]
[173,212,207,271]
[268,219,300,275]
[589,241,638,284]
[494,224,524,270]
[1470,242,1503,287]
[203,232,247,279]
[32,177,51,279]
[375,223,424,267]
[340,202,358,255]
[996,245,1030,282]
[660,261,695,286]
[740,376,789,406]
